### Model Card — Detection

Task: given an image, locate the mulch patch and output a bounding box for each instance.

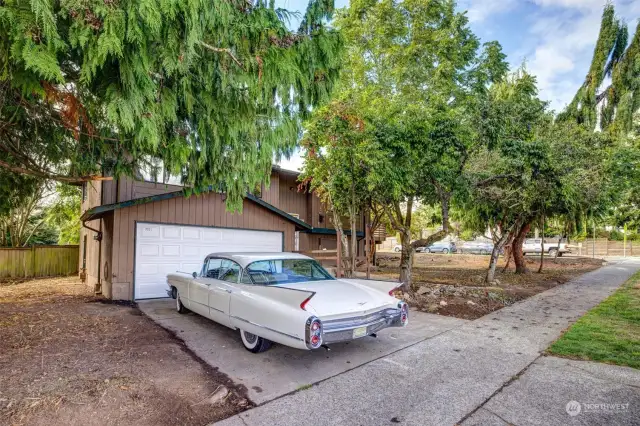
[0,277,249,426]
[367,253,604,320]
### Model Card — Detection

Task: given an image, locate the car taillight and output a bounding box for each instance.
[300,294,313,311]
[398,302,409,326]
[305,317,323,350]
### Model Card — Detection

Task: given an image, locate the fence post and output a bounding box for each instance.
[30,246,36,278]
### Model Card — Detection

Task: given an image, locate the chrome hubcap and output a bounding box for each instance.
[243,331,258,345]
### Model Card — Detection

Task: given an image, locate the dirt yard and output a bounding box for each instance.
[0,277,249,426]
[368,253,605,320]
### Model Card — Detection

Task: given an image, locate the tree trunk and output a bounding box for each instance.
[399,229,413,290]
[501,247,512,272]
[486,222,517,283]
[538,212,545,274]
[328,197,351,276]
[350,212,357,277]
[513,222,531,274]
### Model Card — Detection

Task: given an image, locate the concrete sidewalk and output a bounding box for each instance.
[463,356,640,426]
[216,260,640,426]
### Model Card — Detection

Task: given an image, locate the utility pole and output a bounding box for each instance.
[624,223,627,258]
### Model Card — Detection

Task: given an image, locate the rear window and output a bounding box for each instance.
[246,259,334,285]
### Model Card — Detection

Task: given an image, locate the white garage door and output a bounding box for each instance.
[134,222,283,299]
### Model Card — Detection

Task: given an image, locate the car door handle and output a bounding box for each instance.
[216,286,232,293]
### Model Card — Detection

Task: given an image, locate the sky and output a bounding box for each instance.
[277,0,640,171]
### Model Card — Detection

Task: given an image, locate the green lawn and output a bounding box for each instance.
[547,272,640,369]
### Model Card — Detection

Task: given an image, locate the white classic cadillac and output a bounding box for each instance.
[166,252,409,353]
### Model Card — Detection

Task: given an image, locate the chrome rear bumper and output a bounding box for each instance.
[321,307,406,344]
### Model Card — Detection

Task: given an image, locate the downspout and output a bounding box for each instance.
[82,219,103,294]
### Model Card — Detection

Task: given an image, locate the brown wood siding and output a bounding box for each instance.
[100,214,114,298]
[80,180,102,289]
[278,173,308,222]
[261,171,280,206]
[114,177,183,203]
[109,191,295,300]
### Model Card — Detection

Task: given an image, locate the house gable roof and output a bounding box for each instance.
[79,189,312,230]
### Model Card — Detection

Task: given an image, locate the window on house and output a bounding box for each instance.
[82,183,87,202]
[318,214,324,224]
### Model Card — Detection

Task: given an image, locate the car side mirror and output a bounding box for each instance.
[192,272,198,278]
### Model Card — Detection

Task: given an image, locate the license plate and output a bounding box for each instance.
[352,326,368,339]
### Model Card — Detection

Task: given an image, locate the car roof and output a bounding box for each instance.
[204,252,313,268]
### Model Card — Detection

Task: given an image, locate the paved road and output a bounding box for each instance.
[216,259,640,426]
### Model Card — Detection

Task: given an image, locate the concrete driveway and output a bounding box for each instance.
[138,300,468,404]
[215,259,640,426]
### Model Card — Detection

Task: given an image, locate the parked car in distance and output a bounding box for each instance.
[393,244,401,252]
[458,241,495,255]
[416,241,457,254]
[166,252,409,353]
[522,239,571,256]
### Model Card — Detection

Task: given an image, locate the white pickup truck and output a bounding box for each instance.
[522,238,571,256]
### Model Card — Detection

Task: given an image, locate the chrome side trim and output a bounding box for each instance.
[210,306,224,313]
[230,315,304,342]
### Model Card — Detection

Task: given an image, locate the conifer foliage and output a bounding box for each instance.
[559,3,640,135]
[0,0,342,209]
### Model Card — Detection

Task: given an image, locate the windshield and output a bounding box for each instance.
[245,259,335,285]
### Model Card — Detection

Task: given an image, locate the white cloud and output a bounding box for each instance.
[459,0,518,22]
[528,0,640,110]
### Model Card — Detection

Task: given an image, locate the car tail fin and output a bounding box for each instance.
[340,278,403,296]
[241,285,316,311]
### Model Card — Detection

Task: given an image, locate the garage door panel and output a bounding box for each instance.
[162,245,180,256]
[183,246,200,257]
[134,223,282,299]
[140,225,160,238]
[183,228,201,239]
[163,227,181,239]
[139,244,159,256]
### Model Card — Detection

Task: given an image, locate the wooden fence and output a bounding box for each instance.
[572,239,640,257]
[0,245,79,279]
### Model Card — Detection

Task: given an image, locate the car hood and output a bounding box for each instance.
[279,279,394,318]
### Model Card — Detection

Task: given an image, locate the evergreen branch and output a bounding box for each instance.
[0,159,112,183]
[197,41,245,70]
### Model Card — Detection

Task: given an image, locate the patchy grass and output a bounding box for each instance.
[547,272,640,369]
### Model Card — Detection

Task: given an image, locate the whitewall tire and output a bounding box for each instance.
[176,289,188,314]
[240,329,272,353]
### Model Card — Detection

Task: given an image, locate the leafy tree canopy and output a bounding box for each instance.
[1,0,342,210]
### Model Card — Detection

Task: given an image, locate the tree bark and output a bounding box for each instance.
[513,221,531,274]
[349,180,357,277]
[486,220,518,283]
[538,212,545,273]
[399,229,413,288]
[328,196,351,276]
